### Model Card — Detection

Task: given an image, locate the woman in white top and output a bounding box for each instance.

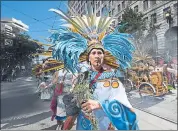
[50,68,73,129]
[37,71,54,100]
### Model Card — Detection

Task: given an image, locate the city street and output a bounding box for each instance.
[1,77,55,130]
[1,0,177,130]
[1,77,177,130]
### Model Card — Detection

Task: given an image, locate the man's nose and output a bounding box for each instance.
[94,53,100,57]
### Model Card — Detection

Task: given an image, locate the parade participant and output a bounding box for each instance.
[37,59,54,100]
[50,68,73,130]
[49,6,139,130]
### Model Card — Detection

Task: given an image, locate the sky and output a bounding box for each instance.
[1,1,68,45]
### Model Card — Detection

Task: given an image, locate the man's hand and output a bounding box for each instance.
[81,99,101,113]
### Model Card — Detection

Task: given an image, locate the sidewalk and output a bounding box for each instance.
[2,108,177,130]
[135,108,177,130]
[128,89,177,123]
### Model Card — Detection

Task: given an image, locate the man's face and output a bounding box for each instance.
[89,49,104,68]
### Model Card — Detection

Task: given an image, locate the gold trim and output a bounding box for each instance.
[111,81,119,88]
[97,78,120,82]
[103,81,110,87]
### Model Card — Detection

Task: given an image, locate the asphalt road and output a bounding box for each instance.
[1,77,54,130]
[1,77,177,130]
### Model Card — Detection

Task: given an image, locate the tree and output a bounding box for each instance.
[120,7,147,38]
[119,7,153,64]
[1,32,40,77]
[33,39,39,42]
[19,32,31,39]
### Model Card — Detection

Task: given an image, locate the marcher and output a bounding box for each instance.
[37,59,54,100]
[49,6,139,130]
[50,68,73,130]
[11,68,16,81]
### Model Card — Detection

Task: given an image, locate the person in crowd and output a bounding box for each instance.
[49,6,139,130]
[50,68,73,130]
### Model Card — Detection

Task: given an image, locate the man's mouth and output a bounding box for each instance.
[95,60,101,66]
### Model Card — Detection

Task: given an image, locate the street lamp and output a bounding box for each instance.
[165,10,173,57]
[165,10,173,28]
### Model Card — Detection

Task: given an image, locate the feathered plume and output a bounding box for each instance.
[49,4,116,41]
[102,24,135,69]
[49,5,135,72]
[50,28,88,73]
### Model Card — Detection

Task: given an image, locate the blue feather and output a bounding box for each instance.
[49,27,88,73]
[102,31,135,70]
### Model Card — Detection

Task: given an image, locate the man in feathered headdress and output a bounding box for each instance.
[49,5,139,130]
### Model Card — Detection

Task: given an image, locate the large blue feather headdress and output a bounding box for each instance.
[48,5,135,74]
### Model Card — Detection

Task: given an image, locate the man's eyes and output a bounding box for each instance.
[92,52,96,55]
[92,51,102,55]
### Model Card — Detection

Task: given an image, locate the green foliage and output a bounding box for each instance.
[120,7,146,37]
[33,39,39,42]
[19,32,31,40]
[72,72,99,130]
[1,32,40,70]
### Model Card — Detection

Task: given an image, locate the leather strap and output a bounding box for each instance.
[89,69,103,87]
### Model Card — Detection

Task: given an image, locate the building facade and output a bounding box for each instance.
[68,0,177,56]
[1,17,29,46]
[1,17,29,35]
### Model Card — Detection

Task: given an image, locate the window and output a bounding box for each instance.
[112,21,115,27]
[109,0,111,7]
[118,16,121,22]
[163,7,171,19]
[122,14,124,19]
[102,7,104,14]
[102,5,107,15]
[109,11,111,17]
[118,4,121,12]
[174,3,178,15]
[128,1,132,5]
[122,1,125,9]
[134,5,138,12]
[112,0,114,5]
[143,0,148,10]
[151,0,156,6]
[112,9,115,15]
[78,4,80,10]
[102,0,104,4]
[143,17,148,23]
[83,6,85,13]
[78,9,80,14]
[97,11,100,17]
[151,13,157,24]
[83,9,86,15]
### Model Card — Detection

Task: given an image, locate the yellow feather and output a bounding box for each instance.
[98,31,106,41]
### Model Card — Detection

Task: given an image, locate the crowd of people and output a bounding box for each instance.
[1,64,20,82]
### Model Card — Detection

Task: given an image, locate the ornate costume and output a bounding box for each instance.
[37,72,54,100]
[50,69,73,121]
[49,5,139,130]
